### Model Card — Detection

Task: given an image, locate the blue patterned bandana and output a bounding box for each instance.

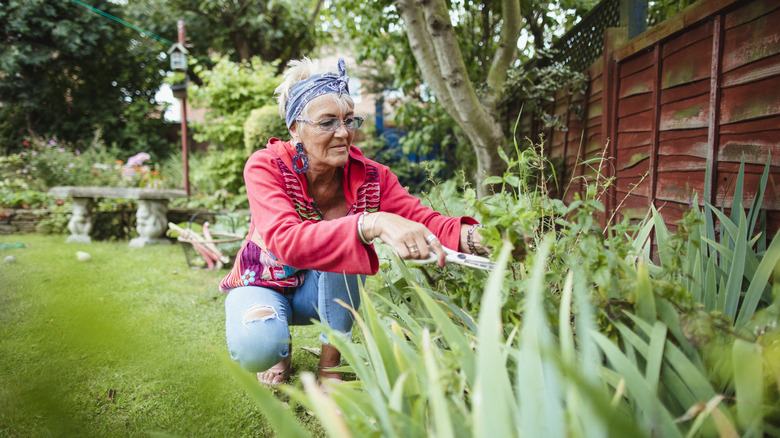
[285,58,350,129]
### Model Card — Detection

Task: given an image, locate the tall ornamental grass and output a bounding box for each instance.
[230,140,779,437]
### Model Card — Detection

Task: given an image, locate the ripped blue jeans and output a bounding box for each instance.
[225,271,363,373]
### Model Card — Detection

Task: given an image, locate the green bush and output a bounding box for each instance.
[230,138,780,437]
[189,56,281,151]
[244,105,288,155]
[1,136,173,192]
[188,148,249,208]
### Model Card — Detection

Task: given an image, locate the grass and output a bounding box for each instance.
[0,234,330,437]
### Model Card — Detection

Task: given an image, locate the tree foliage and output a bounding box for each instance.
[0,0,171,158]
[127,0,324,72]
[188,56,280,151]
[328,0,596,196]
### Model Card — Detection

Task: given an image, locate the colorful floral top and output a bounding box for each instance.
[219,138,476,293]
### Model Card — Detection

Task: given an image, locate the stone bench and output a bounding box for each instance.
[48,186,187,247]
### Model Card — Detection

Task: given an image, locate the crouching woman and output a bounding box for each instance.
[220,57,485,385]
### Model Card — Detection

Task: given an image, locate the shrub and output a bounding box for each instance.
[186,148,250,210]
[228,138,780,437]
[243,105,288,155]
[1,137,173,192]
[189,56,280,151]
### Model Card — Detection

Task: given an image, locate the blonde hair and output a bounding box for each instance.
[275,57,354,123]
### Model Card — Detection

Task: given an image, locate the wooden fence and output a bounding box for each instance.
[511,0,780,236]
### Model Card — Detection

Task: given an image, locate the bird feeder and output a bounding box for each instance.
[167,43,189,71]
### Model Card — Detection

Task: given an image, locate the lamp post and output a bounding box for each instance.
[168,20,190,197]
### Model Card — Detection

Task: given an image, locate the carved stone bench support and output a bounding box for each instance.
[48,186,187,247]
[66,197,94,243]
[129,199,171,247]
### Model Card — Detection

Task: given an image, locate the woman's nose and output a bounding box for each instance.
[334,121,349,137]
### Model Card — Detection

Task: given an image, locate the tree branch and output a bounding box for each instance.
[308,0,324,28]
[420,0,492,129]
[486,0,521,99]
[394,0,462,125]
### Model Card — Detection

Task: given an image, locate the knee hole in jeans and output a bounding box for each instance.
[242,305,278,324]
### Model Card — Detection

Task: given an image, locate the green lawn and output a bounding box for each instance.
[0,234,327,437]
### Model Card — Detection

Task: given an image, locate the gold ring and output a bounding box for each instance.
[425,235,438,244]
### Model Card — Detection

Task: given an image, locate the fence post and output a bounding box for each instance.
[601,26,627,231]
[621,0,648,39]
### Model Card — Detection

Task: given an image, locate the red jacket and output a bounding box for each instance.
[220,138,476,293]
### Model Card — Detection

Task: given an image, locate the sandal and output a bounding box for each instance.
[257,355,291,386]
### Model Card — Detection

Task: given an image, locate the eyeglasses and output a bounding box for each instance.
[296,116,364,131]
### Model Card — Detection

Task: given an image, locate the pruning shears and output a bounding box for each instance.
[406,245,495,271]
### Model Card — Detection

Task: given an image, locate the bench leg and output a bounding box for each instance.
[66,197,93,243]
[129,199,171,247]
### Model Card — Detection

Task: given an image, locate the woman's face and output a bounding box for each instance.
[293,95,355,171]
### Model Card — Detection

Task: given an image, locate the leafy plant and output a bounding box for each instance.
[1,136,175,192]
[227,138,779,437]
[188,148,249,206]
[189,55,281,151]
[243,105,288,155]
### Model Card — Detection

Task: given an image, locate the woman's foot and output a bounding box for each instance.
[318,344,343,384]
[257,355,291,386]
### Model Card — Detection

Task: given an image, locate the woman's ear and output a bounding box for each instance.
[289,124,300,142]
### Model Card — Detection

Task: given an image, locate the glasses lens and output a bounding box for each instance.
[319,118,340,131]
[345,117,363,130]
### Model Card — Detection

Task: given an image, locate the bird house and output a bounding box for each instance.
[167,43,189,71]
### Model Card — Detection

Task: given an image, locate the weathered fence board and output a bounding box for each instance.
[619,66,655,98]
[656,172,708,203]
[658,139,709,163]
[722,7,780,71]
[661,19,713,56]
[661,38,712,88]
[719,76,780,124]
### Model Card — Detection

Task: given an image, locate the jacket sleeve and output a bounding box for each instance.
[376,163,478,251]
[244,152,380,275]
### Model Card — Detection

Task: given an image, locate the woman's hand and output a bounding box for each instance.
[365,212,446,267]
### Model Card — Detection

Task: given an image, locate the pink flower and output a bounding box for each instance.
[75,150,81,155]
[127,152,151,167]
[20,151,26,156]
[49,140,57,146]
[23,141,30,147]
[58,148,65,152]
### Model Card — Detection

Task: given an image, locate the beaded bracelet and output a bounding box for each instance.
[357,212,373,245]
[467,224,480,255]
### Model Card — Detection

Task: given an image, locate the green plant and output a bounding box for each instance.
[244,105,288,155]
[503,55,588,134]
[0,178,54,209]
[2,136,175,192]
[189,55,281,151]
[188,148,249,206]
[230,136,779,436]
[34,203,70,234]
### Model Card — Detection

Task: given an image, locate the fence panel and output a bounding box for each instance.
[506,0,780,236]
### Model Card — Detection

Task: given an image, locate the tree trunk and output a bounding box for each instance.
[396,0,521,198]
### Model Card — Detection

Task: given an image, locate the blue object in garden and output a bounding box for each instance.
[1,243,26,249]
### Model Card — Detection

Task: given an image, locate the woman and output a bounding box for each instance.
[220,57,486,385]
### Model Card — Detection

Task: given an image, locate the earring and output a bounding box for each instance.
[292,142,309,174]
